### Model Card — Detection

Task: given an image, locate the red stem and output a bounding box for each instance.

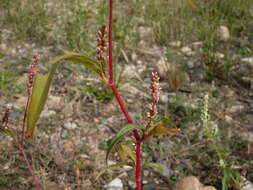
[135,141,142,190]
[108,1,142,189]
[18,67,42,189]
[18,144,42,190]
[21,96,30,145]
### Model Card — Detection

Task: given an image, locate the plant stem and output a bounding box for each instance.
[18,144,42,190]
[135,141,142,190]
[21,96,30,145]
[19,68,41,189]
[108,0,142,189]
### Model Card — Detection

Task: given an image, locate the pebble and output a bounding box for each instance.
[156,58,168,79]
[60,129,69,139]
[217,25,230,42]
[160,94,169,103]
[214,52,225,59]
[169,41,181,47]
[191,41,203,49]
[123,165,132,171]
[229,104,244,113]
[241,177,253,190]
[186,60,195,69]
[173,176,217,190]
[106,178,123,190]
[131,52,137,61]
[181,46,194,56]
[41,110,56,118]
[241,57,253,64]
[128,181,136,189]
[63,122,78,130]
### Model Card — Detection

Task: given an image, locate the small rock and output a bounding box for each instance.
[60,129,69,139]
[156,58,169,79]
[138,26,152,39]
[106,178,123,190]
[131,52,137,62]
[239,132,253,143]
[229,104,244,113]
[214,52,225,59]
[186,60,195,69]
[41,109,56,118]
[181,46,194,56]
[202,187,217,190]
[173,176,217,190]
[160,94,169,103]
[169,41,181,47]
[217,25,230,42]
[128,181,136,189]
[63,122,77,130]
[191,41,203,49]
[174,176,202,190]
[241,177,253,190]
[143,180,148,184]
[241,57,253,64]
[143,170,149,177]
[123,165,133,171]
[0,43,7,51]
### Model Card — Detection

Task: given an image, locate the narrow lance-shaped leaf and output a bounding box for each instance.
[52,51,103,77]
[95,163,133,181]
[106,124,142,162]
[26,52,102,138]
[144,124,180,140]
[0,125,16,139]
[115,143,136,163]
[143,162,164,175]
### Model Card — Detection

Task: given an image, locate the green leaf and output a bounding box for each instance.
[26,51,102,138]
[51,51,102,77]
[0,125,16,139]
[26,63,59,138]
[222,167,231,190]
[145,124,180,140]
[115,143,136,163]
[95,163,132,181]
[143,162,164,175]
[106,124,142,162]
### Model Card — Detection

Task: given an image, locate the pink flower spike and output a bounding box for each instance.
[27,55,39,96]
[148,72,161,119]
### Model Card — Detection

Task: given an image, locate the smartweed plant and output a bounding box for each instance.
[1,1,180,189]
[201,94,241,190]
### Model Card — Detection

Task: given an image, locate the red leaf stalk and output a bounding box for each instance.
[108,0,142,189]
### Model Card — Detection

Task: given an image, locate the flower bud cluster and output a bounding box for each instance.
[96,25,107,62]
[27,55,39,96]
[147,72,161,118]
